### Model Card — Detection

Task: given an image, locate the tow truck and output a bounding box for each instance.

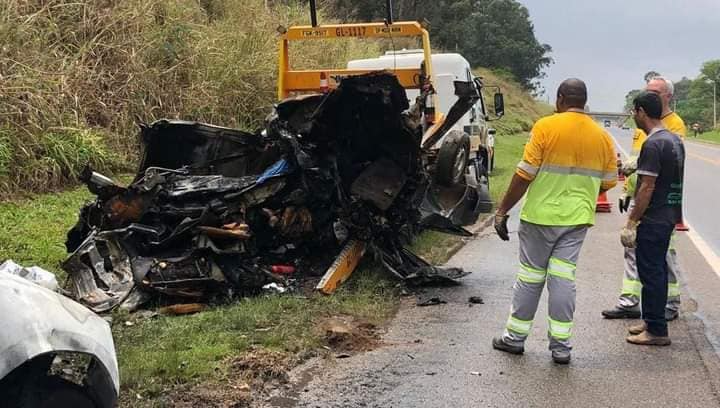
[276,0,505,293]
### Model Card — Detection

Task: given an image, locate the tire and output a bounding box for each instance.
[435,130,470,187]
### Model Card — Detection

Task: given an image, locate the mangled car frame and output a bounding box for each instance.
[64,72,493,313]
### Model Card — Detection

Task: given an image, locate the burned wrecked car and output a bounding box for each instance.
[63,72,490,312]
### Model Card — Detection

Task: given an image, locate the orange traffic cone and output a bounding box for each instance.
[596,191,612,213]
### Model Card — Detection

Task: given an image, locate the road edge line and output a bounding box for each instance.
[685,222,720,279]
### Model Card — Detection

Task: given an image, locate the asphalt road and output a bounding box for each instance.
[268,135,720,407]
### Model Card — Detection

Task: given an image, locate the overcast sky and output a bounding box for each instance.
[517,0,720,111]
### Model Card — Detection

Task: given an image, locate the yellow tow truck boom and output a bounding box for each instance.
[277,21,434,100]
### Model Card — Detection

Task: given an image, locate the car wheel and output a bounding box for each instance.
[435,130,470,187]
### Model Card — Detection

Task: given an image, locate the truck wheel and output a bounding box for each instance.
[435,130,470,187]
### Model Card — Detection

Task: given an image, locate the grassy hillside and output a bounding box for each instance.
[475,67,554,134]
[0,0,379,198]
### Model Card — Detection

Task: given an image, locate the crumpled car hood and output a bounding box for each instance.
[0,272,119,398]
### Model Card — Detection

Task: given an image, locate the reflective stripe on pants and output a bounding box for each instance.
[618,244,682,311]
[617,203,682,312]
[502,221,587,352]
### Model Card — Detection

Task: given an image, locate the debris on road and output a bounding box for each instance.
[63,72,484,313]
[468,296,484,304]
[416,297,447,307]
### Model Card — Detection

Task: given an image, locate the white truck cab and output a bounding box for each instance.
[348,50,497,176]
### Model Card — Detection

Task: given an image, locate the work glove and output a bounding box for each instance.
[494,213,510,241]
[621,158,638,176]
[618,195,631,213]
[620,219,640,248]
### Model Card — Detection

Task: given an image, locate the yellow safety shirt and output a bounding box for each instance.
[516,110,618,226]
[631,112,686,154]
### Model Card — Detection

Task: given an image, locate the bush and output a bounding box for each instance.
[0,0,379,196]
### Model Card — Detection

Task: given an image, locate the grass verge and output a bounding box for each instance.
[695,130,720,144]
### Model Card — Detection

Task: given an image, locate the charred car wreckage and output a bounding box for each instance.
[62,72,495,313]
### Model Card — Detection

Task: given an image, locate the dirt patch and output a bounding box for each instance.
[158,381,252,408]
[318,315,381,353]
[125,318,382,407]
[230,348,295,384]
[151,348,295,407]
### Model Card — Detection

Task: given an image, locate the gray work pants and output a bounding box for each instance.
[617,201,682,312]
[502,221,588,352]
[618,244,682,312]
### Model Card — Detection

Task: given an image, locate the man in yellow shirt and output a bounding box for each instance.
[603,76,686,321]
[492,79,617,364]
[631,77,686,153]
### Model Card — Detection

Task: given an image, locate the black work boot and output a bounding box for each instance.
[601,307,641,319]
[551,349,571,365]
[665,309,679,321]
[492,337,524,355]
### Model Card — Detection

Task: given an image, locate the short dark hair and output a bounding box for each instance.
[633,91,662,119]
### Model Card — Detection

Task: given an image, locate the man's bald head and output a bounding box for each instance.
[646,77,673,113]
[556,78,588,111]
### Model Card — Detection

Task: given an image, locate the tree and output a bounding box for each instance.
[673,77,692,102]
[674,60,720,129]
[624,89,641,112]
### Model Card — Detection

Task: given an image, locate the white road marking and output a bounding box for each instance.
[610,132,720,278]
[685,221,720,278]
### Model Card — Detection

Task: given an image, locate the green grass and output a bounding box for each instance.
[490,133,528,202]
[0,186,93,278]
[116,264,397,399]
[696,129,720,144]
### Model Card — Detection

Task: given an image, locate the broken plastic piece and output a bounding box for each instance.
[270,265,295,274]
[0,260,59,292]
[316,240,367,295]
[158,303,205,315]
[262,283,288,294]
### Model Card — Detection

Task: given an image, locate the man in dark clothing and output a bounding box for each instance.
[620,91,685,346]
